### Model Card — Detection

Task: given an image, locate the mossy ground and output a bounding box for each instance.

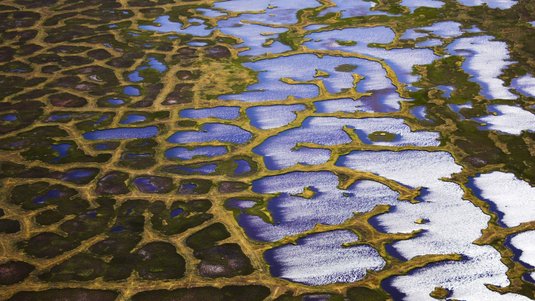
[0,0,534,300]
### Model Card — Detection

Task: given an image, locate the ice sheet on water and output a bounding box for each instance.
[473,105,535,135]
[247,104,306,129]
[219,54,394,102]
[471,172,535,227]
[214,0,321,25]
[238,171,399,242]
[265,230,385,285]
[217,20,291,56]
[402,21,463,40]
[336,150,529,300]
[180,106,240,120]
[512,74,535,97]
[139,16,212,36]
[165,146,228,160]
[167,123,252,144]
[456,0,518,9]
[254,117,440,170]
[448,36,516,100]
[510,231,535,271]
[401,0,445,12]
[305,27,438,84]
[318,0,391,18]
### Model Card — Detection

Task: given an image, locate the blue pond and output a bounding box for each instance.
[2,114,17,121]
[61,168,99,184]
[165,146,228,160]
[120,114,147,124]
[234,159,251,175]
[128,57,167,82]
[51,143,71,163]
[83,126,159,140]
[107,98,125,106]
[123,86,141,96]
[170,208,184,218]
[179,106,240,120]
[167,123,252,144]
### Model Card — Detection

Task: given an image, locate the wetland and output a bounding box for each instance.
[0,0,535,300]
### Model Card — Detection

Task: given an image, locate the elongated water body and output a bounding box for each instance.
[1,0,534,300]
[83,126,159,140]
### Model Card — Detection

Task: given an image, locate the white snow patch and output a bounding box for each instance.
[241,172,399,241]
[457,0,518,9]
[305,27,438,85]
[247,104,306,129]
[336,150,528,300]
[318,0,391,18]
[510,231,535,267]
[512,74,535,97]
[474,105,535,135]
[448,36,516,100]
[401,0,445,12]
[219,54,394,102]
[265,230,385,285]
[471,172,535,227]
[254,117,440,170]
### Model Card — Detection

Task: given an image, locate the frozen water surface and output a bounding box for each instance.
[315,98,363,113]
[128,57,167,83]
[336,150,527,300]
[264,230,385,285]
[165,146,227,160]
[401,0,445,12]
[456,0,518,9]
[403,21,463,40]
[437,85,454,98]
[304,24,326,31]
[410,106,429,121]
[247,104,306,129]
[305,27,439,84]
[196,8,226,17]
[416,39,442,47]
[225,198,257,210]
[401,29,427,40]
[84,126,158,140]
[318,0,390,18]
[139,16,213,36]
[217,20,291,56]
[470,172,535,227]
[510,231,535,274]
[5,0,535,297]
[474,105,535,135]
[120,114,147,124]
[238,171,398,242]
[220,54,395,102]
[174,164,217,175]
[448,36,516,100]
[180,106,240,120]
[123,86,140,96]
[234,159,251,175]
[449,102,473,119]
[315,90,406,113]
[255,117,440,170]
[419,21,463,37]
[167,123,252,144]
[214,0,321,25]
[512,74,535,97]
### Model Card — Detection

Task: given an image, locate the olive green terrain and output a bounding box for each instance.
[0,0,534,300]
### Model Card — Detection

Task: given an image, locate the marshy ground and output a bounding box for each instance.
[0,0,534,300]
